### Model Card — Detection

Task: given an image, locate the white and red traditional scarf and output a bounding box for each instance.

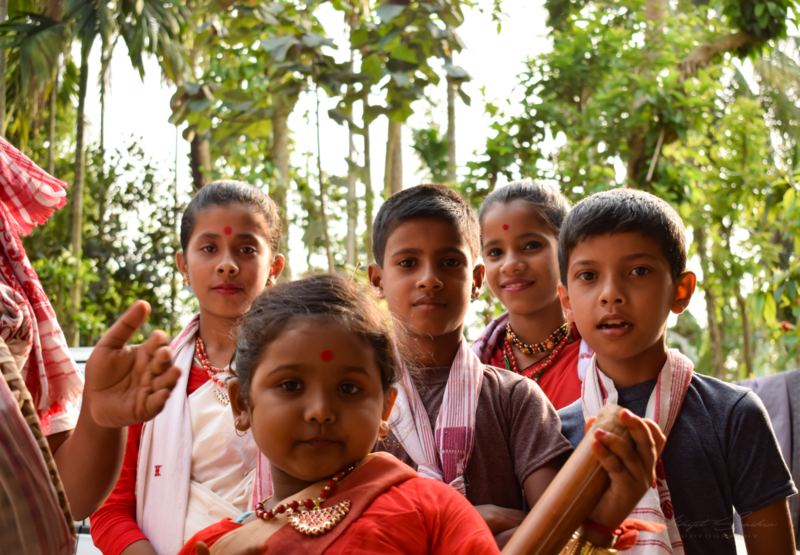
[389,337,484,495]
[470,311,509,364]
[136,316,272,555]
[582,349,693,555]
[0,138,80,428]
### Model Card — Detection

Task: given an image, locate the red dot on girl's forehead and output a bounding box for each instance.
[321,349,334,362]
[224,226,232,235]
[502,224,509,231]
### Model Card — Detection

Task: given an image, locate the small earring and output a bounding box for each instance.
[377,421,390,441]
[182,275,190,286]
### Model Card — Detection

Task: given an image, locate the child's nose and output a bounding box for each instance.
[599,277,626,305]
[416,266,443,290]
[216,256,239,276]
[305,390,336,424]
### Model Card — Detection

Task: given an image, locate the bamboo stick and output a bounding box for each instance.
[501,403,631,555]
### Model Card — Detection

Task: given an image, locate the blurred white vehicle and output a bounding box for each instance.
[69,347,101,555]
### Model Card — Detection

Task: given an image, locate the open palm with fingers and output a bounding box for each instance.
[84,300,183,428]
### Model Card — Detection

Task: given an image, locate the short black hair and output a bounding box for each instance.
[372,184,480,267]
[558,188,687,285]
[234,273,399,407]
[478,178,571,238]
[180,180,282,254]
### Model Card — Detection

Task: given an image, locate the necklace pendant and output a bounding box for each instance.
[213,387,230,406]
[289,500,351,536]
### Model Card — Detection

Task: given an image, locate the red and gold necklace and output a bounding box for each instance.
[255,463,357,536]
[503,322,572,382]
[506,321,571,355]
[194,337,230,406]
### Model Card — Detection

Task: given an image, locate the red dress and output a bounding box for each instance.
[90,365,211,555]
[180,458,499,555]
[488,331,582,410]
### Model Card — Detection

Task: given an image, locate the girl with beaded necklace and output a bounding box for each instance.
[180,273,500,554]
[91,181,285,555]
[471,179,591,410]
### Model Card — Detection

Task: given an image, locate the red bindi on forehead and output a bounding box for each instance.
[502,224,509,231]
[320,349,334,362]
[224,226,232,235]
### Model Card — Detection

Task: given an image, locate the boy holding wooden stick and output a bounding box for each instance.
[557,188,796,554]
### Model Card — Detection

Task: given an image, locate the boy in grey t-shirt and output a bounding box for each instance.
[557,188,796,554]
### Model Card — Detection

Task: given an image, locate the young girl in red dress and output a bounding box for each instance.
[180,274,501,555]
[91,181,285,555]
[471,179,592,410]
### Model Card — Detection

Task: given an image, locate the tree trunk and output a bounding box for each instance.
[363,113,374,264]
[315,87,334,273]
[346,117,357,266]
[696,225,725,379]
[0,0,7,137]
[446,77,456,184]
[47,63,58,175]
[67,43,91,347]
[384,120,403,195]
[391,122,403,193]
[190,132,210,190]
[271,107,292,278]
[736,291,753,379]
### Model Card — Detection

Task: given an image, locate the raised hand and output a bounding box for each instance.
[585,409,666,530]
[195,540,268,555]
[84,300,182,428]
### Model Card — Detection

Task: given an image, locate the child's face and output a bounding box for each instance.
[481,201,561,317]
[369,218,483,341]
[233,319,389,482]
[176,203,283,320]
[559,232,695,369]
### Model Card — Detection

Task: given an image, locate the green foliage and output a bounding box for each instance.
[411,125,448,183]
[24,139,183,345]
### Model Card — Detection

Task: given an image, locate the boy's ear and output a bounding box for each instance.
[367,263,385,300]
[558,282,574,322]
[671,271,696,314]
[471,263,485,300]
[227,377,251,432]
[176,251,187,279]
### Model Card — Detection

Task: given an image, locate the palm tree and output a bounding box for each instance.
[62,0,188,344]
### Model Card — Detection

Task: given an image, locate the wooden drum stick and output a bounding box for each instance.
[501,403,632,555]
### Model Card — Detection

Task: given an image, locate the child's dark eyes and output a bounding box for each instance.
[240,245,257,255]
[397,259,415,268]
[523,241,542,251]
[442,258,462,267]
[200,245,216,253]
[485,248,502,258]
[338,383,361,395]
[630,266,650,276]
[279,380,303,392]
[577,271,596,281]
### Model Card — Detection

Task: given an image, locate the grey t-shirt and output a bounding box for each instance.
[378,364,572,510]
[559,373,797,555]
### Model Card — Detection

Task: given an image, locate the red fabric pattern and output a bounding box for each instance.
[91,365,210,555]
[179,476,499,555]
[0,139,80,425]
[488,337,582,410]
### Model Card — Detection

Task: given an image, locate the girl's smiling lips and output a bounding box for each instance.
[211,282,244,295]
[499,278,534,292]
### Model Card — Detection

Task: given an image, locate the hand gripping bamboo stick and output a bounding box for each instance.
[501,403,632,555]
